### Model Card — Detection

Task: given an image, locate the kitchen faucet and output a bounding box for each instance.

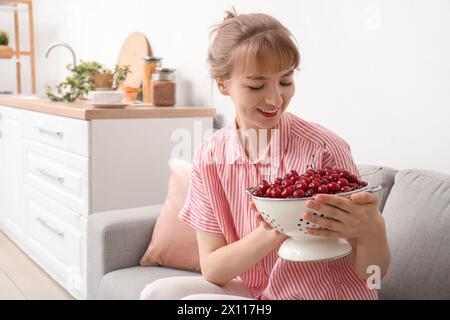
[45,42,77,67]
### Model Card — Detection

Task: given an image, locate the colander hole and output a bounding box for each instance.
[313,213,317,216]
[320,214,324,218]
[306,222,310,225]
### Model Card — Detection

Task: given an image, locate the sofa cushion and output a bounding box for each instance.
[380,169,450,299]
[357,165,398,212]
[99,266,201,300]
[139,159,201,272]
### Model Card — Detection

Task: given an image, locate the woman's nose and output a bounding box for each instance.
[264,86,283,107]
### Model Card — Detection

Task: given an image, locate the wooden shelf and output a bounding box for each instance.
[0,0,36,94]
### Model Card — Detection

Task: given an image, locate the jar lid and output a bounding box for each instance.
[155,67,176,74]
[143,56,163,63]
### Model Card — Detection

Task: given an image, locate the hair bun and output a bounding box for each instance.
[223,7,238,22]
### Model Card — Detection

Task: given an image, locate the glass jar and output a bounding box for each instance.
[142,56,162,104]
[151,68,176,107]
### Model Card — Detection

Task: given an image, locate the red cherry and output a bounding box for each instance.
[302,176,312,184]
[270,186,282,198]
[327,182,340,193]
[290,170,299,177]
[281,179,294,188]
[308,181,320,192]
[295,180,309,192]
[337,178,349,188]
[306,170,316,177]
[339,170,350,179]
[320,178,330,185]
[340,186,352,193]
[359,180,368,187]
[304,189,315,197]
[281,186,294,198]
[265,187,272,197]
[317,184,329,194]
[255,189,264,197]
[348,182,359,190]
[317,169,326,176]
[293,189,305,198]
[328,173,339,182]
[348,174,359,183]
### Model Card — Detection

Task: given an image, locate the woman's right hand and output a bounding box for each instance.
[250,200,272,230]
[250,201,288,242]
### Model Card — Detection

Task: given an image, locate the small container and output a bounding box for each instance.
[142,56,162,104]
[151,68,176,107]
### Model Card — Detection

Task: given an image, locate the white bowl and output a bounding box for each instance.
[88,90,125,104]
[247,185,382,262]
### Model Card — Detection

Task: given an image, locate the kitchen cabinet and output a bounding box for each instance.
[0,107,25,244]
[0,102,215,299]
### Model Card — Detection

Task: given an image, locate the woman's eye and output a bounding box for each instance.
[280,82,293,86]
[248,85,264,90]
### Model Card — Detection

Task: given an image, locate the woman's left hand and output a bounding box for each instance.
[303,191,383,241]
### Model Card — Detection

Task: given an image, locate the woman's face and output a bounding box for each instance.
[217,67,296,131]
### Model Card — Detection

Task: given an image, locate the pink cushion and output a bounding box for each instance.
[139,159,201,272]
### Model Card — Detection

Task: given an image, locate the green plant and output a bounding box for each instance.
[46,60,131,102]
[0,31,9,46]
[113,65,131,89]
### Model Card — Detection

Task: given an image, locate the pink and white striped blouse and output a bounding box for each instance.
[178,112,378,300]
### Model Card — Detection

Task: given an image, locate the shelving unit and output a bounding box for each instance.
[0,0,36,94]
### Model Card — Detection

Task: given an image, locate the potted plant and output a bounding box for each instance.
[46,60,130,102]
[0,31,14,59]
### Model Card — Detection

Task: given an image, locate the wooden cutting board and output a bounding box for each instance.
[116,32,152,89]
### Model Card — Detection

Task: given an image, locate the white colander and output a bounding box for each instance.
[246,185,383,262]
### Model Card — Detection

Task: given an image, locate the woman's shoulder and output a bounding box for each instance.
[286,112,351,149]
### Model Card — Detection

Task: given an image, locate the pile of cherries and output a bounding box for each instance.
[252,167,368,199]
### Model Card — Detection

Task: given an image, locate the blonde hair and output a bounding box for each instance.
[208,9,300,80]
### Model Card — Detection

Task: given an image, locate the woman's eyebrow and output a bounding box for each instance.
[246,69,295,80]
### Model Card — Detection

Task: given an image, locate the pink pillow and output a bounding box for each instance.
[139,159,201,272]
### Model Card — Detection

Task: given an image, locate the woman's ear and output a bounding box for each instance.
[216,78,230,96]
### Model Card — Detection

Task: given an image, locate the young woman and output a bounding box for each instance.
[140,10,390,300]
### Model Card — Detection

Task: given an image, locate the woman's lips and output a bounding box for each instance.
[257,107,279,118]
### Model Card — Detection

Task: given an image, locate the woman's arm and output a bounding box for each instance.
[197,224,285,287]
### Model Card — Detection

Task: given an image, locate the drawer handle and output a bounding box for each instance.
[35,126,64,138]
[36,167,65,184]
[36,217,65,238]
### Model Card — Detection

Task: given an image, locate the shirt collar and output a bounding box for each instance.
[228,112,291,168]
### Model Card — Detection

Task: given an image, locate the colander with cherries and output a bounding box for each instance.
[246,167,382,262]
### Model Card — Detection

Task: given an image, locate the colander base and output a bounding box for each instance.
[278,238,352,262]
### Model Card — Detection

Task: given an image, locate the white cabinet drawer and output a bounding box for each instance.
[22,110,89,157]
[23,139,89,216]
[25,186,84,295]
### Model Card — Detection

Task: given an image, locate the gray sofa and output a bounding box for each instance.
[87,165,450,300]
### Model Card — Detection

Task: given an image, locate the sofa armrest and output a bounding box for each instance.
[87,204,163,300]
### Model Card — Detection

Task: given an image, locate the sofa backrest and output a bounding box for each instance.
[380,169,450,299]
[357,164,398,212]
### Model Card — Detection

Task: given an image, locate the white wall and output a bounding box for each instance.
[1,0,449,174]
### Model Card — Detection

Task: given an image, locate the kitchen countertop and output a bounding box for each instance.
[0,95,215,120]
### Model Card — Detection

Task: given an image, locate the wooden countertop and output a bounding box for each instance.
[0,95,215,120]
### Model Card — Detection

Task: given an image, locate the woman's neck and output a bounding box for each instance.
[235,118,273,162]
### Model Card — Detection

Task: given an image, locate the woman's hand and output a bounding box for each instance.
[303,191,384,242]
[250,200,287,242]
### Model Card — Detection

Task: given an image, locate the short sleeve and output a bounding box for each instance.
[178,143,223,235]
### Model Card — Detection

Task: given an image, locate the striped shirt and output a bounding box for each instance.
[178,112,378,300]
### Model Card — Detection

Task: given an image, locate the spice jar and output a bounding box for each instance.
[151,68,176,107]
[142,56,162,104]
